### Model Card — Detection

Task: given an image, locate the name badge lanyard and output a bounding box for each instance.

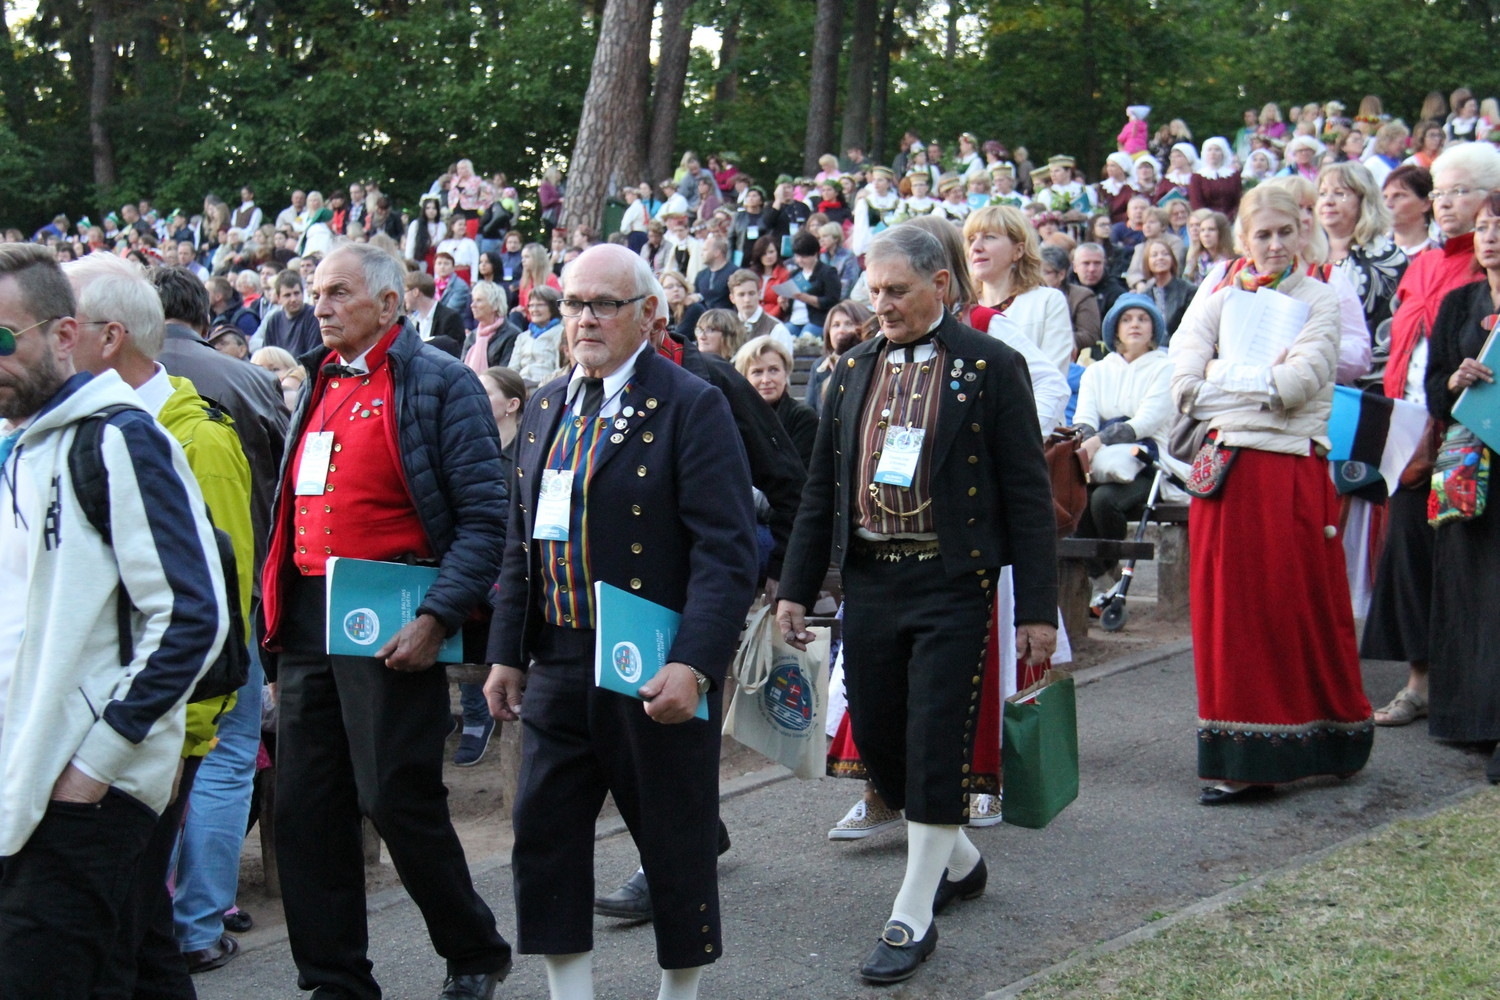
[533,381,629,541]
[870,341,935,515]
[294,361,386,496]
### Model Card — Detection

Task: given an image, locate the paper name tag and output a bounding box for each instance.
[294,431,334,495]
[746,225,759,241]
[533,469,574,540]
[874,426,925,487]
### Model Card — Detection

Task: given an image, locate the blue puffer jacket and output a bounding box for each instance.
[278,321,507,633]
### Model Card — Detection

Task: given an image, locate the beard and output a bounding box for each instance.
[0,348,66,421]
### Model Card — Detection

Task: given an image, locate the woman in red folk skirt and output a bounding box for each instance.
[1170,183,1373,805]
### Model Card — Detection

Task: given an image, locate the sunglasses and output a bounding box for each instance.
[0,317,56,356]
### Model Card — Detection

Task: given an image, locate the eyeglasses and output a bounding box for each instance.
[1430,186,1488,202]
[0,317,56,356]
[557,296,646,318]
[1317,189,1356,203]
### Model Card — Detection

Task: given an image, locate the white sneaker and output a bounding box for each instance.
[968,792,1003,827]
[827,798,904,840]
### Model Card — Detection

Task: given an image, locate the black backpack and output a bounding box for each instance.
[69,403,250,704]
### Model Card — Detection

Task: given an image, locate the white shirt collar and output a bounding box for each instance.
[566,339,650,419]
[743,307,765,325]
[133,364,174,418]
[339,347,375,372]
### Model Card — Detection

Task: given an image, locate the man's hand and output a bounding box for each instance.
[484,664,526,722]
[375,613,446,672]
[639,662,700,724]
[1080,435,1103,463]
[50,764,108,804]
[776,600,814,651]
[1016,623,1059,666]
[763,577,780,605]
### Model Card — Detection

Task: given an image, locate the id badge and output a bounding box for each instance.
[746,225,759,241]
[294,431,334,495]
[533,469,574,540]
[503,268,514,281]
[873,426,925,487]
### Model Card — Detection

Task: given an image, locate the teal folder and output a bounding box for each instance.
[1453,326,1500,453]
[593,581,708,720]
[325,557,464,662]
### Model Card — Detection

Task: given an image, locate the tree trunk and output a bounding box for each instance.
[714,0,741,114]
[0,2,27,137]
[646,0,692,185]
[1080,0,1099,174]
[88,0,117,199]
[944,0,960,61]
[803,0,844,175]
[839,0,878,155]
[870,0,895,163]
[563,0,652,233]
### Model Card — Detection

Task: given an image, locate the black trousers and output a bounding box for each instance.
[0,788,157,999]
[1075,470,1156,577]
[512,625,722,969]
[841,547,994,825]
[275,579,509,999]
[95,756,203,1000]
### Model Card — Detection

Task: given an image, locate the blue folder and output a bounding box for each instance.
[325,557,464,662]
[593,581,708,720]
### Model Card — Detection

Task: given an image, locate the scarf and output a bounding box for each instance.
[528,318,559,339]
[1235,262,1294,292]
[464,318,503,373]
[818,199,844,213]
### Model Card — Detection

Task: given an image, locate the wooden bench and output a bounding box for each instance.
[1057,537,1155,639]
[1151,502,1190,620]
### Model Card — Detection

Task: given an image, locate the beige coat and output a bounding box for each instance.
[1170,270,1341,455]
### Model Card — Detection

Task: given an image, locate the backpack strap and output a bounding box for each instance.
[67,403,142,544]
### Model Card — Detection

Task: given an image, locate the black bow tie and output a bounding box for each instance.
[322,363,362,379]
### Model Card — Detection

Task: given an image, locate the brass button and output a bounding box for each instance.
[631,543,643,554]
[334,443,342,452]
[971,423,980,432]
[970,549,981,557]
[877,420,887,429]
[632,504,642,516]
[642,431,654,443]
[630,578,642,590]
[297,526,306,534]
[559,586,568,594]
[557,557,567,565]
[324,505,331,513]
[980,579,991,589]
[976,360,987,370]
[701,925,710,933]
[972,675,981,685]
[962,764,971,773]
[700,904,707,912]
[847,358,855,368]
[704,944,713,953]
[961,777,970,788]
[298,546,306,553]
[541,398,550,409]
[563,614,572,623]
[527,432,536,442]
[967,518,975,526]
[839,385,845,392]
[324,527,331,534]
[330,380,340,388]
[968,487,977,496]
[517,468,524,478]
[328,464,336,472]
[326,484,334,492]
[968,455,978,464]
[646,398,658,409]
[637,465,647,477]
[299,507,307,515]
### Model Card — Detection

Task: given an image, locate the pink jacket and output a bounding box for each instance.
[1118,120,1148,156]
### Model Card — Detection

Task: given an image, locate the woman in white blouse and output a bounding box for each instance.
[962,205,1075,374]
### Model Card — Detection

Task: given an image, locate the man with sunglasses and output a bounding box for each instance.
[0,244,229,998]
[485,244,757,1000]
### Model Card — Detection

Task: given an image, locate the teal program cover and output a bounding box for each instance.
[593,581,708,720]
[325,557,464,662]
[1453,326,1500,453]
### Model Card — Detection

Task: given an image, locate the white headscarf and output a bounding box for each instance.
[1134,154,1163,189]
[1197,137,1237,180]
[1166,142,1200,184]
[1100,151,1137,196]
[1241,148,1279,180]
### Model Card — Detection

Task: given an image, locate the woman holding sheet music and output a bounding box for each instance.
[1170,184,1374,806]
[1422,192,1500,777]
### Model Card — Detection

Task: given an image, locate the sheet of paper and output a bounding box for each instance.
[1216,287,1311,368]
[769,279,802,298]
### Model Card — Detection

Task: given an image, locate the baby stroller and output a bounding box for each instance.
[1095,448,1182,633]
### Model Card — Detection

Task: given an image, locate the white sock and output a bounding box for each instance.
[945,828,981,881]
[657,965,703,1000]
[544,951,594,1000]
[888,821,958,938]
[462,724,488,737]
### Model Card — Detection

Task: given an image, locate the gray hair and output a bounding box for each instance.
[470,279,509,315]
[63,252,166,359]
[1038,244,1071,272]
[325,240,405,306]
[1432,140,1500,191]
[1073,241,1106,260]
[0,242,75,326]
[233,269,260,294]
[567,242,659,300]
[865,225,947,280]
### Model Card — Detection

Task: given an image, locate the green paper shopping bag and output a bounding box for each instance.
[1001,669,1078,828]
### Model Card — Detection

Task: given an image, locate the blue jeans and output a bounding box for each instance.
[786,323,822,339]
[172,651,265,952]
[477,237,502,260]
[460,682,489,729]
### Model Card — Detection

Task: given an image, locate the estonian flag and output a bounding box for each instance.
[1327,385,1429,495]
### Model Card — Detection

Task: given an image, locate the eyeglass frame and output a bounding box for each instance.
[1429,186,1489,203]
[557,295,648,319]
[0,317,59,357]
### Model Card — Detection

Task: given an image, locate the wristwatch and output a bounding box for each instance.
[686,666,711,695]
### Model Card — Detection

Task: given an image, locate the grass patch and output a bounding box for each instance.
[1022,788,1500,999]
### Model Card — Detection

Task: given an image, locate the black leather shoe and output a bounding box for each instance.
[184,933,239,974]
[441,956,511,1000]
[222,908,253,933]
[859,920,937,984]
[933,857,988,915]
[1199,783,1274,806]
[593,868,652,921]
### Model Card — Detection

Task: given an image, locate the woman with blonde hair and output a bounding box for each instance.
[514,242,559,314]
[732,334,817,463]
[250,345,297,379]
[1258,102,1287,143]
[1317,161,1407,338]
[1171,183,1374,804]
[961,205,1074,373]
[692,307,744,359]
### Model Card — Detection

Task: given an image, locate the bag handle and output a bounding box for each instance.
[729,603,778,694]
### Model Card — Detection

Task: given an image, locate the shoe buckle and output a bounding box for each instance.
[882,923,913,947]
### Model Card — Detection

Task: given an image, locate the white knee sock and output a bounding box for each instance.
[946,828,981,881]
[889,821,958,937]
[657,965,703,1000]
[544,951,594,1000]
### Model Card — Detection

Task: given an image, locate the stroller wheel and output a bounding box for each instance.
[1101,596,1128,632]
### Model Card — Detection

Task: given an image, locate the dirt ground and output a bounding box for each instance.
[228,579,1187,937]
